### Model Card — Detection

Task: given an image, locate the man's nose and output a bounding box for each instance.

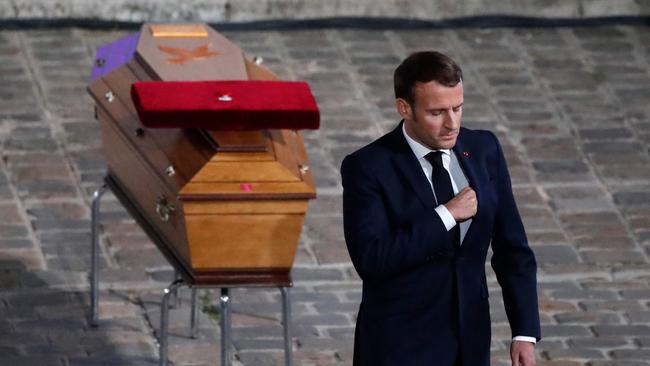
[444,110,459,130]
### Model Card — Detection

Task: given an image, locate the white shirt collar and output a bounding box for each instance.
[401,121,451,160]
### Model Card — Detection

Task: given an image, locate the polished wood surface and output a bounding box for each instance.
[98,108,191,265]
[191,161,302,183]
[179,182,315,200]
[245,57,278,81]
[209,130,270,152]
[183,200,308,215]
[185,214,304,269]
[106,174,292,286]
[88,78,186,193]
[136,24,247,81]
[101,61,214,186]
[210,152,275,162]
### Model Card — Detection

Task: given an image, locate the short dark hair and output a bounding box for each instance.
[394,51,463,105]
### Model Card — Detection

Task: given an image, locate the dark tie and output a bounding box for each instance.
[425,151,460,247]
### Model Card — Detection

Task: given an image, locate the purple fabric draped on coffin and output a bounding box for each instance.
[88,32,140,82]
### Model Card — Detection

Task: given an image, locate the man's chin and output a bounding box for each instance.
[437,138,457,149]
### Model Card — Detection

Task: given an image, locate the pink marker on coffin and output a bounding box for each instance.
[240,183,253,192]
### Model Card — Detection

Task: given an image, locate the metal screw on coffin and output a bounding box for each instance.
[253,56,264,65]
[165,165,176,177]
[299,165,310,174]
[105,91,115,103]
[218,94,232,102]
[95,58,106,67]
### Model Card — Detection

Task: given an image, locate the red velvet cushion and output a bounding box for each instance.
[131,80,320,130]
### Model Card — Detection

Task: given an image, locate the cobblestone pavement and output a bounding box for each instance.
[0,24,649,366]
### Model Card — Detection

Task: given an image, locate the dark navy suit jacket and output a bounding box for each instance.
[341,123,541,366]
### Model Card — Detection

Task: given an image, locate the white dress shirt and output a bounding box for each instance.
[401,124,536,344]
[401,123,458,232]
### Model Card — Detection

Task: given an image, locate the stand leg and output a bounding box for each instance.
[171,270,181,308]
[90,184,107,327]
[160,279,184,366]
[281,287,293,366]
[190,287,199,339]
[220,288,231,366]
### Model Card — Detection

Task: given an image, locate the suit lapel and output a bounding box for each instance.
[388,122,437,211]
[452,129,483,247]
[452,130,480,204]
[449,150,472,244]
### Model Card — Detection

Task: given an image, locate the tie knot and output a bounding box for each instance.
[425,151,444,168]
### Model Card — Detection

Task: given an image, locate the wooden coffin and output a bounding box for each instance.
[87,23,318,286]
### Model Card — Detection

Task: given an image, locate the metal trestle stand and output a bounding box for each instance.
[89,179,294,366]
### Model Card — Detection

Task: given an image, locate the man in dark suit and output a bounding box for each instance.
[341,51,541,366]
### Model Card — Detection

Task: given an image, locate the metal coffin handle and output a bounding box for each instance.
[156,195,176,222]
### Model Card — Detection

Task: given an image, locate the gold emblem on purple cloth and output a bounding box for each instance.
[158,44,219,65]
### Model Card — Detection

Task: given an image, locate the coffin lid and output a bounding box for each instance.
[136,23,247,81]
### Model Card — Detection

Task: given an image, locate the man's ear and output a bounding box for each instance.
[396,98,412,120]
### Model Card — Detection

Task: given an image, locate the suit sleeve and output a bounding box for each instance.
[488,132,542,341]
[341,153,452,282]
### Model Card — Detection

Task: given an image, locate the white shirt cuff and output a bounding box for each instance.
[513,336,537,344]
[434,205,457,231]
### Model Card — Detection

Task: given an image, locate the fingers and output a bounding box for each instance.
[458,187,475,196]
[511,342,536,366]
[510,341,520,365]
[510,347,519,366]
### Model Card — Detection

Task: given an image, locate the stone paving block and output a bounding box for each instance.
[581,250,647,264]
[532,161,595,182]
[0,331,48,349]
[568,336,630,349]
[293,313,351,327]
[609,349,650,360]
[546,186,616,213]
[593,325,650,338]
[581,300,644,312]
[574,236,636,250]
[554,311,622,324]
[533,245,580,265]
[0,202,22,223]
[545,347,606,360]
[551,289,619,301]
[542,324,593,338]
[166,342,220,366]
[626,311,650,323]
[237,351,286,366]
[0,356,65,366]
[598,165,650,182]
[292,267,346,282]
[618,288,650,300]
[636,337,650,348]
[589,362,650,366]
[66,356,157,366]
[0,224,29,238]
[85,341,157,358]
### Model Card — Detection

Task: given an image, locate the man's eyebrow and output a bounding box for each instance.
[424,103,463,112]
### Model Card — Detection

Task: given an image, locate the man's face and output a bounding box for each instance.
[398,80,464,150]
